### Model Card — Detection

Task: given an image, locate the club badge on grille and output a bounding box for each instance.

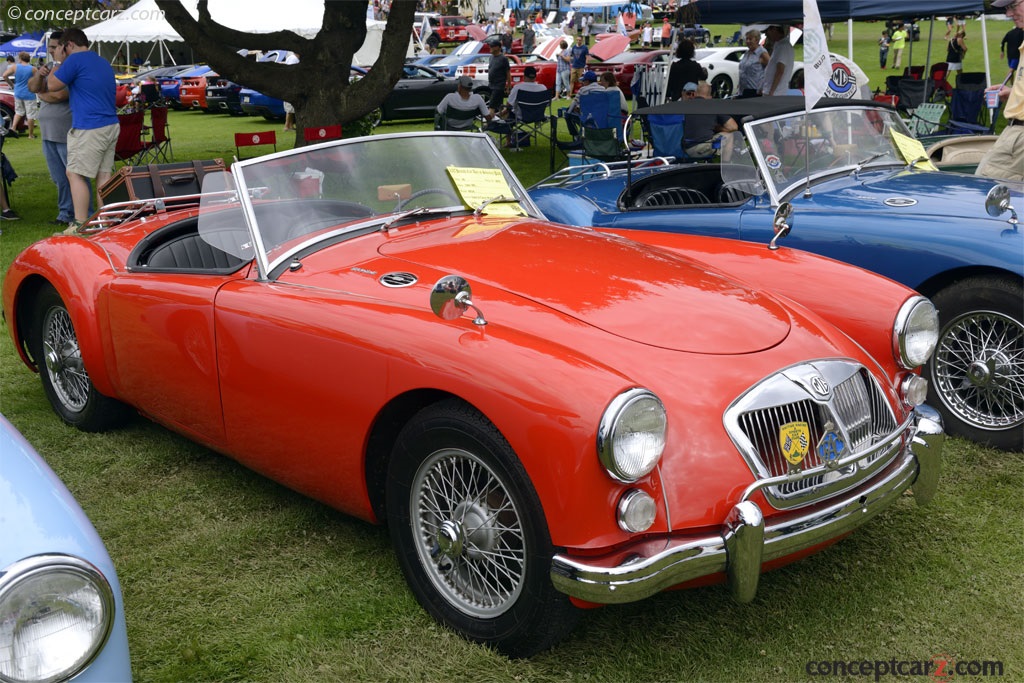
[779,421,810,469]
[816,421,846,468]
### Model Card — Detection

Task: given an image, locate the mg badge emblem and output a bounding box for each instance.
[810,375,830,395]
[779,421,810,467]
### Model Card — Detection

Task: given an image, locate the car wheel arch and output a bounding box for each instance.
[913,265,1021,302]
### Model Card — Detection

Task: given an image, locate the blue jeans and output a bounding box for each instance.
[556,70,571,96]
[42,139,76,222]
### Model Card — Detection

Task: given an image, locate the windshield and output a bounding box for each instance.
[746,107,914,199]
[199,133,538,277]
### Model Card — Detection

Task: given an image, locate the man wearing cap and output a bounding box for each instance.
[487,39,512,114]
[564,70,605,137]
[506,65,548,119]
[760,25,794,96]
[436,76,493,130]
[977,0,1024,181]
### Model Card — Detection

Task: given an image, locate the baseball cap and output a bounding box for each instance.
[457,75,473,88]
[683,82,698,92]
[992,0,1017,7]
[581,70,598,82]
[524,65,537,78]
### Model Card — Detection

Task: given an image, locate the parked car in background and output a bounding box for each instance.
[530,96,1023,450]
[1,83,15,133]
[159,64,212,108]
[351,64,460,126]
[424,40,492,78]
[0,415,132,682]
[4,131,944,657]
[696,46,746,99]
[509,57,558,96]
[205,75,245,115]
[179,73,214,111]
[414,12,471,50]
[589,49,670,99]
[239,86,285,120]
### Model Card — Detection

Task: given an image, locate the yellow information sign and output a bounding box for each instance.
[889,129,939,171]
[446,166,526,217]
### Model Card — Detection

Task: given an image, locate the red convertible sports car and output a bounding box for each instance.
[3,132,945,657]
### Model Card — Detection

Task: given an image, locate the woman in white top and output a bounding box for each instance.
[737,29,769,98]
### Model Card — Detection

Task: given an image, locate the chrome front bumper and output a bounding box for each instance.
[550,405,944,605]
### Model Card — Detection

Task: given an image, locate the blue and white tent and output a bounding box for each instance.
[0,32,45,59]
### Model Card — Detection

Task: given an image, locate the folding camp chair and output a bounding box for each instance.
[907,102,947,137]
[234,130,277,160]
[434,107,483,132]
[139,106,172,163]
[928,62,953,102]
[896,78,928,116]
[505,89,552,151]
[955,72,987,91]
[645,113,684,159]
[947,88,991,134]
[138,82,163,107]
[578,91,629,163]
[114,111,149,166]
[303,124,343,143]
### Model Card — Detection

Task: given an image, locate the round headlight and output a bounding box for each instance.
[901,374,929,407]
[894,296,939,369]
[0,555,115,683]
[598,389,667,483]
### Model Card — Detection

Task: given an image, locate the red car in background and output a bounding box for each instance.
[415,13,471,50]
[1,84,17,133]
[589,49,670,99]
[509,56,558,96]
[179,74,212,111]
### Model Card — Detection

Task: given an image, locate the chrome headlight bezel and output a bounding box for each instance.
[893,296,939,369]
[0,554,115,683]
[597,388,667,483]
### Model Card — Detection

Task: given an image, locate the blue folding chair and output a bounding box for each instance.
[645,114,684,159]
[578,91,628,163]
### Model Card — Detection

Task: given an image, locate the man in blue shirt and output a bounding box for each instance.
[569,34,589,94]
[37,27,118,226]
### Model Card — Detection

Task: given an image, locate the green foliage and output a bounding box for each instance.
[1,22,1022,681]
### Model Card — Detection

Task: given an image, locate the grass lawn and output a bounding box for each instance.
[1,20,1022,682]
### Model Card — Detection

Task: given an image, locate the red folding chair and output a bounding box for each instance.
[302,124,342,143]
[140,106,172,163]
[114,111,149,166]
[234,130,277,160]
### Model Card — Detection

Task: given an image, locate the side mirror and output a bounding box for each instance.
[430,275,487,325]
[985,184,1018,226]
[768,202,793,251]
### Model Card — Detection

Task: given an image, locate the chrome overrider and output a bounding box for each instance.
[550,405,944,604]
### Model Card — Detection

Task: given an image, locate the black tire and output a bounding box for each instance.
[0,103,13,134]
[427,34,441,51]
[926,276,1023,451]
[710,74,733,99]
[386,400,579,657]
[30,285,130,432]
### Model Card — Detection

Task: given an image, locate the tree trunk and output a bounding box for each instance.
[156,0,417,146]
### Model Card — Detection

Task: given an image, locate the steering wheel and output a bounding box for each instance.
[397,188,459,211]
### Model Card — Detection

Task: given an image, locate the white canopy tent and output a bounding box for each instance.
[84,0,392,68]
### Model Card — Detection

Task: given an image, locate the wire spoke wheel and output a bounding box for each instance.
[41,305,91,412]
[932,310,1024,432]
[411,447,526,618]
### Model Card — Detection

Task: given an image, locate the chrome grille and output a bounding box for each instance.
[725,361,901,508]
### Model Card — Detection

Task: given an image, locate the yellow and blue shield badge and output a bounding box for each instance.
[779,421,810,467]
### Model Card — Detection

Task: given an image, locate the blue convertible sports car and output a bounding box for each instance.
[530,97,1023,451]
[0,416,132,681]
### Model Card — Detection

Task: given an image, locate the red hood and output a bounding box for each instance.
[377,219,791,354]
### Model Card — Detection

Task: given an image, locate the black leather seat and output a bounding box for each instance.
[146,232,246,272]
[635,187,710,208]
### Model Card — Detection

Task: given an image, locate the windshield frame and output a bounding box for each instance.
[743,104,915,205]
[226,131,544,280]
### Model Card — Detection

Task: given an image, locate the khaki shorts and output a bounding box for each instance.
[14,97,39,119]
[67,123,120,179]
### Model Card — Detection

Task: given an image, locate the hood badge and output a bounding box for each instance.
[779,421,810,471]
[884,197,918,208]
[810,375,830,396]
[379,272,418,288]
[816,421,846,469]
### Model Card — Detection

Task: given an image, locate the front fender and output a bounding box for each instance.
[3,237,120,398]
[530,186,605,226]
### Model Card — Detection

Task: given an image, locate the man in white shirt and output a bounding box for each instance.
[760,25,794,96]
[436,76,493,130]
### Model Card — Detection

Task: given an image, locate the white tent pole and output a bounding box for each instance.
[847,19,852,59]
[980,13,991,86]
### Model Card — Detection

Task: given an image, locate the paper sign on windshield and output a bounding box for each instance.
[889,129,938,171]
[446,166,526,217]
